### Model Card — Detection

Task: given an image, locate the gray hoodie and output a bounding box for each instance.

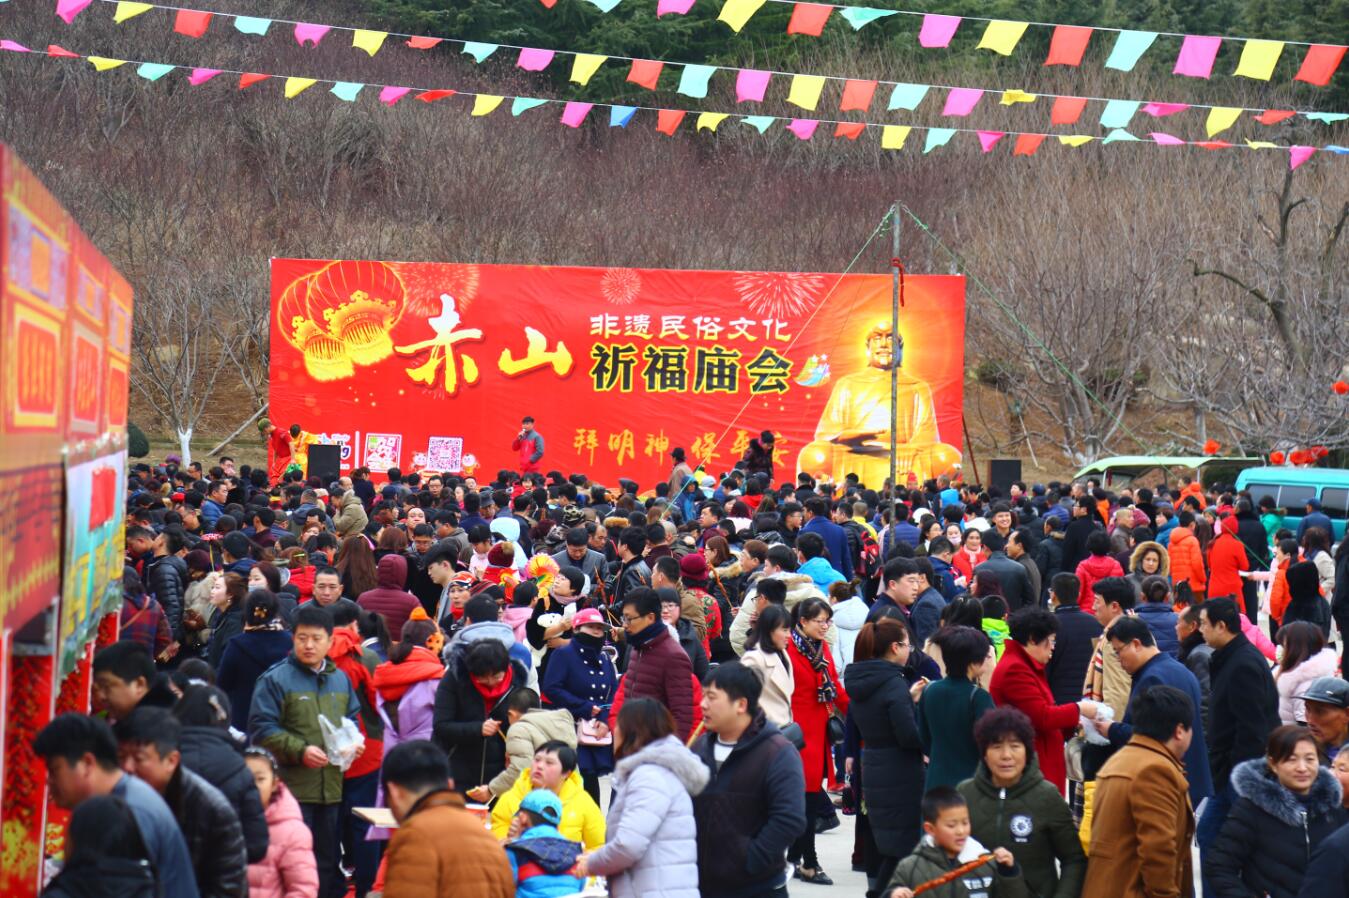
[585,735,709,898]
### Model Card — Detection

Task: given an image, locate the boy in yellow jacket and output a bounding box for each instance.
[490,741,605,850]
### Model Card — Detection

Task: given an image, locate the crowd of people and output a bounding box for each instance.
[36,428,1349,898]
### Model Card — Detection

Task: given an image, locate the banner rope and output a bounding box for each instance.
[7,44,1343,158]
[59,0,1349,123]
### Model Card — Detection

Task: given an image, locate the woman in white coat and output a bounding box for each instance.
[739,605,796,727]
[576,698,708,898]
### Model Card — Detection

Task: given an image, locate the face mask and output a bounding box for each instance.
[574,631,606,651]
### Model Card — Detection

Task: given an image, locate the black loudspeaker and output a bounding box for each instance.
[987,458,1022,492]
[308,444,341,485]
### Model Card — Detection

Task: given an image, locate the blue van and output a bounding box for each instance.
[1235,467,1349,542]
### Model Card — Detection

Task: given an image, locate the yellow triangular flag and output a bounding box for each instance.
[881,125,912,150]
[1233,39,1284,80]
[352,30,389,57]
[718,0,767,33]
[1205,107,1243,138]
[570,54,607,86]
[786,74,827,111]
[1000,89,1038,105]
[1244,140,1278,149]
[284,77,317,99]
[112,1,153,23]
[1058,135,1094,147]
[87,57,128,71]
[696,112,729,131]
[977,20,1029,56]
[472,94,504,116]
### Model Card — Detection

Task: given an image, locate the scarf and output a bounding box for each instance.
[791,629,837,705]
[472,664,515,714]
[626,620,666,651]
[573,631,606,653]
[373,647,445,701]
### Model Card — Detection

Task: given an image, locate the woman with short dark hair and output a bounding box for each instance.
[958,707,1086,898]
[41,796,154,898]
[917,625,995,790]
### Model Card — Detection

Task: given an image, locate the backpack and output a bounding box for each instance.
[848,523,882,583]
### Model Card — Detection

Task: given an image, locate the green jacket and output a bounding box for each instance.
[917,677,996,791]
[889,836,1028,898]
[982,618,1010,660]
[249,652,360,805]
[957,759,1086,898]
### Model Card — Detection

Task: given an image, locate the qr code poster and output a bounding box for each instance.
[425,437,464,473]
[363,433,403,471]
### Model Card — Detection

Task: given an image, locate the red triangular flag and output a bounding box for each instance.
[1045,25,1092,66]
[174,10,212,38]
[839,80,877,112]
[239,73,270,89]
[1195,140,1233,150]
[834,122,865,140]
[406,36,443,50]
[1255,109,1297,125]
[1012,134,1045,156]
[656,109,686,135]
[1050,96,1088,125]
[786,3,832,36]
[538,0,557,7]
[627,59,664,90]
[47,44,80,58]
[416,90,456,102]
[1294,44,1346,86]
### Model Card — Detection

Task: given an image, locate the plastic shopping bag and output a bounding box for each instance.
[319,714,365,772]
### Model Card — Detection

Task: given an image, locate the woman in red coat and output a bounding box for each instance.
[1206,515,1250,607]
[786,596,849,886]
[951,527,990,583]
[989,607,1098,792]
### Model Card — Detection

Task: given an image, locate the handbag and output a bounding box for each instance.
[577,718,613,747]
[780,720,806,750]
[825,707,846,746]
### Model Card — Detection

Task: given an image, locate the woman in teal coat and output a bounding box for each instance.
[917,625,996,790]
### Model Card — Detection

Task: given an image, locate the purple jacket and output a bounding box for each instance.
[369,677,440,840]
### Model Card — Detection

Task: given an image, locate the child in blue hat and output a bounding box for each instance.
[505,789,586,897]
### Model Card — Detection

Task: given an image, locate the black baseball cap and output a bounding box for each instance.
[1302,677,1349,709]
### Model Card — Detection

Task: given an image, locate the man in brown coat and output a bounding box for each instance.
[1083,684,1196,898]
[381,740,514,898]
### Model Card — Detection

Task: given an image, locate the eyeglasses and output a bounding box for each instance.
[622,613,646,625]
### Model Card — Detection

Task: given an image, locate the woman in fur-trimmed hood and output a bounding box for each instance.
[1209,724,1347,898]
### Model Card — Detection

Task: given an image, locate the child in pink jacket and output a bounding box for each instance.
[245,748,320,898]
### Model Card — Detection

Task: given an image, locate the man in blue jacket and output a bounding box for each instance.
[1092,616,1213,806]
[801,496,852,580]
[1297,498,1334,541]
[692,662,806,898]
[35,713,199,898]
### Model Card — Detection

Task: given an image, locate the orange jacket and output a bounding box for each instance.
[1270,559,1292,624]
[1179,482,1207,510]
[1205,520,1249,602]
[1168,527,1207,596]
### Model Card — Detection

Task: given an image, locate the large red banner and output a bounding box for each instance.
[270,261,965,491]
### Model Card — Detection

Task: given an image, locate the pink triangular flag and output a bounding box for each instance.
[1173,35,1221,78]
[56,0,93,24]
[379,86,412,106]
[0,40,31,53]
[977,131,1005,152]
[919,14,961,48]
[561,101,594,127]
[736,69,772,103]
[188,68,222,85]
[942,88,983,117]
[1149,132,1186,145]
[787,119,819,140]
[517,48,555,71]
[1142,102,1189,117]
[294,24,331,47]
[1289,145,1316,170]
[657,0,696,14]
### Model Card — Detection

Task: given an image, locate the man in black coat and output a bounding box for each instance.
[692,662,806,898]
[1060,496,1101,577]
[1042,572,1103,704]
[1233,499,1271,623]
[175,687,269,863]
[1196,596,1280,893]
[116,708,249,898]
[976,532,1033,611]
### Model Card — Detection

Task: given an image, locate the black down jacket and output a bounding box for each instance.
[147,554,188,641]
[1210,758,1347,898]
[843,658,925,859]
[177,724,269,864]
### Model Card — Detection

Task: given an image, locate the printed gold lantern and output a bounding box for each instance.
[306,260,406,366]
